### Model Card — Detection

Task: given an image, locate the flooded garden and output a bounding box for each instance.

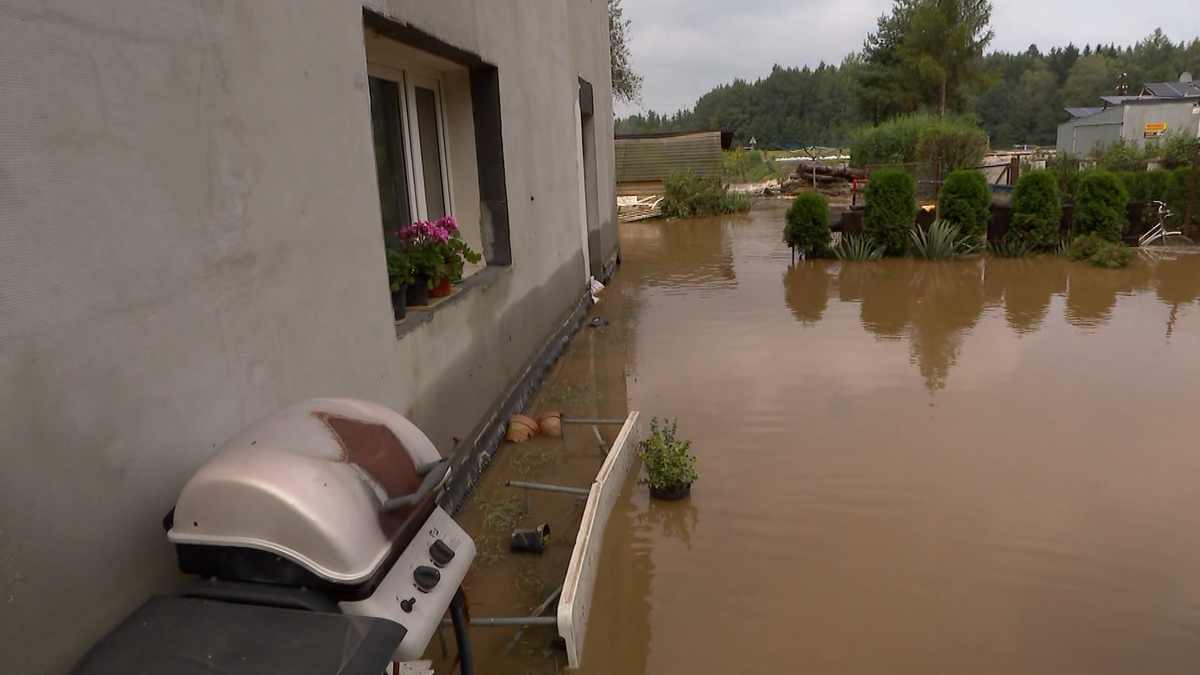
[440,201,1200,674]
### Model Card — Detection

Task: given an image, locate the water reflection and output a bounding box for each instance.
[790,253,1200,390]
[581,208,1200,673]
[829,259,985,390]
[908,261,985,391]
[635,498,700,550]
[1153,252,1200,306]
[576,473,654,675]
[993,257,1068,334]
[783,262,832,325]
[618,217,737,291]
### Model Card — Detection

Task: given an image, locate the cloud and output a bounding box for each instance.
[617,0,1200,116]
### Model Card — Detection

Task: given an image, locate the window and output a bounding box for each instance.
[368,68,451,246]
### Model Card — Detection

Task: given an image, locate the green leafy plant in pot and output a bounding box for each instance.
[385,247,415,321]
[637,417,698,500]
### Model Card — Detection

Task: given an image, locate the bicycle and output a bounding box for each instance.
[1138,200,1192,247]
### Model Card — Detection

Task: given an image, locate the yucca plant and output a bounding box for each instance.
[833,233,886,261]
[910,219,981,260]
[988,236,1033,258]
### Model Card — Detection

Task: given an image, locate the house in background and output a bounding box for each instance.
[1057,76,1200,156]
[0,2,617,672]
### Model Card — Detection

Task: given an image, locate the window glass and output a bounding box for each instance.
[368,77,411,247]
[414,85,446,221]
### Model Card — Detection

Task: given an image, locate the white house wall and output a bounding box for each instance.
[0,0,616,671]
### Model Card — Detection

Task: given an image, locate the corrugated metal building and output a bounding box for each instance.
[1057,79,1200,156]
[614,130,732,191]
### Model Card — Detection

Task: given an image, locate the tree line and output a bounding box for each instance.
[615,0,1200,151]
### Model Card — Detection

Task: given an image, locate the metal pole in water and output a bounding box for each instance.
[440,616,559,628]
[505,585,564,653]
[506,480,591,496]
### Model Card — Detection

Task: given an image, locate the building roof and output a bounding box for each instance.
[1141,81,1200,98]
[614,129,734,150]
[1065,107,1106,119]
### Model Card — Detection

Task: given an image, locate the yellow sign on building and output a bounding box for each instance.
[1144,122,1168,138]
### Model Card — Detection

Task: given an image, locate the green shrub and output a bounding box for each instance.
[1010,169,1062,251]
[1074,169,1129,242]
[1067,232,1132,269]
[783,192,832,257]
[937,170,991,240]
[1116,171,1143,201]
[833,234,885,261]
[850,114,988,174]
[1091,137,1147,172]
[1142,169,1172,203]
[661,169,752,219]
[863,168,917,256]
[722,149,783,183]
[1150,129,1197,170]
[1166,167,1195,229]
[636,418,698,492]
[910,220,982,260]
[1046,153,1083,200]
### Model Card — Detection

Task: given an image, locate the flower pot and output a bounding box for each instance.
[649,483,692,501]
[510,523,550,554]
[506,414,539,442]
[428,275,452,298]
[537,411,562,438]
[391,285,408,321]
[406,275,430,306]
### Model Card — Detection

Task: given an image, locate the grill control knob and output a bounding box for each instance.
[430,539,455,568]
[413,565,441,593]
[400,597,415,613]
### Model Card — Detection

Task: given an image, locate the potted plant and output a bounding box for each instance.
[637,417,698,500]
[397,217,482,302]
[385,247,414,321]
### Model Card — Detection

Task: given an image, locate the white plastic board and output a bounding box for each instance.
[557,411,641,669]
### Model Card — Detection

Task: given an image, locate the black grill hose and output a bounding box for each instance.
[449,589,474,675]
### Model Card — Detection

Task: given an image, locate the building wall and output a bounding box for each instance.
[0,1,615,672]
[1120,99,1200,147]
[1056,107,1123,156]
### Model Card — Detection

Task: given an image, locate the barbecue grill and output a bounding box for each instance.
[73,398,476,675]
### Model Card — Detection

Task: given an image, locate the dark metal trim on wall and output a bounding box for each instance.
[363,10,486,68]
[578,77,594,117]
[471,67,512,265]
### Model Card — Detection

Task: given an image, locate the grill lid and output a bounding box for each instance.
[167,399,445,585]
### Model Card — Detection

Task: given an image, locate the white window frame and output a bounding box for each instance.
[366,63,454,222]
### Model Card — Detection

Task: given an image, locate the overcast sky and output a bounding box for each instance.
[616,0,1200,117]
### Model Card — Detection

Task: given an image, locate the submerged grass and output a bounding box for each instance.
[511,448,554,477]
[480,497,526,532]
[474,534,506,566]
[537,381,599,409]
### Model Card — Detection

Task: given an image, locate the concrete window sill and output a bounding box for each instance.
[394,265,510,340]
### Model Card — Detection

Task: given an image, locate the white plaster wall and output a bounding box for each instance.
[0,0,615,671]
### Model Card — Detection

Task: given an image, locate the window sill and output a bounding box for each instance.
[394,265,510,340]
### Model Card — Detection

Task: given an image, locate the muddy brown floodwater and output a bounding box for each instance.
[435,201,1200,674]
